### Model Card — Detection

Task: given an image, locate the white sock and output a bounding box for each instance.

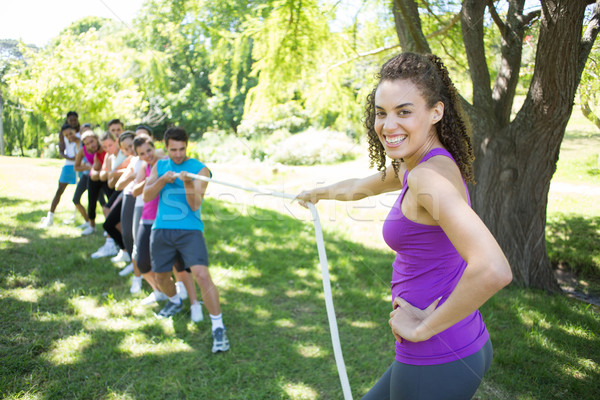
[132,276,142,284]
[106,237,115,246]
[210,313,224,331]
[168,294,182,305]
[47,211,54,220]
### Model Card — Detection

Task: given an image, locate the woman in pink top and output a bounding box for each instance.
[297,53,512,399]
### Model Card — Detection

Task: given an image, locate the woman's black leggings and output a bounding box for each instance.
[361,339,493,400]
[87,179,108,221]
[103,194,124,250]
[120,194,136,256]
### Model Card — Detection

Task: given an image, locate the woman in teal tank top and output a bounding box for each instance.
[297,52,512,399]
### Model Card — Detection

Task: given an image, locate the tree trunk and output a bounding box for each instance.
[0,91,4,156]
[468,0,596,291]
[392,0,431,53]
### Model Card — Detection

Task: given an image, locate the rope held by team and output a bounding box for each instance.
[175,172,353,400]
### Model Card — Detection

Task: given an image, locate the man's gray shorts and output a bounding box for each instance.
[150,229,209,273]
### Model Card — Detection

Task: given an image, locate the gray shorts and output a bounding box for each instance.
[150,229,209,273]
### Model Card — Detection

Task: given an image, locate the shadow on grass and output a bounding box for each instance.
[482,287,600,399]
[1,197,393,399]
[2,196,599,399]
[546,214,600,278]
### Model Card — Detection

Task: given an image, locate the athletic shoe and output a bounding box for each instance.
[130,276,143,294]
[190,302,203,323]
[77,221,91,230]
[156,300,184,318]
[81,226,96,236]
[91,242,118,259]
[176,281,188,300]
[111,249,131,263]
[40,216,53,227]
[211,328,230,353]
[118,263,134,276]
[140,291,168,305]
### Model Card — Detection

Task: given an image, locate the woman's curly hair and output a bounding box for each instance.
[364,52,475,183]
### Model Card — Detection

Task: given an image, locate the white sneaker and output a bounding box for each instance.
[118,263,134,276]
[81,226,96,236]
[77,221,90,230]
[176,281,188,300]
[40,216,53,227]
[91,242,118,259]
[140,291,168,305]
[130,276,143,294]
[190,302,203,322]
[111,249,131,263]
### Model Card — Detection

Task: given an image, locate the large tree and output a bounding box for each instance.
[393,0,599,291]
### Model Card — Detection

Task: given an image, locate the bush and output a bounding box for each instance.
[268,128,360,165]
[40,133,60,159]
[237,101,309,137]
[194,130,252,163]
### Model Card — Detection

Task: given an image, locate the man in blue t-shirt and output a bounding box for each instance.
[144,127,229,353]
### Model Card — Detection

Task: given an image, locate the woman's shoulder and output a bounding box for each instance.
[409,156,467,205]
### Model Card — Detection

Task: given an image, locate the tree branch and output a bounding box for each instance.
[393,0,430,53]
[327,44,401,71]
[425,12,461,40]
[461,0,494,112]
[487,0,507,39]
[522,9,541,26]
[578,0,600,79]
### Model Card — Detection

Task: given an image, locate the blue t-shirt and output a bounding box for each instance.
[152,158,210,231]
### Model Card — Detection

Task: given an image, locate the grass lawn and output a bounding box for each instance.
[1,111,599,399]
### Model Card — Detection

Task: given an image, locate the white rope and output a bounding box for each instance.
[177,172,353,400]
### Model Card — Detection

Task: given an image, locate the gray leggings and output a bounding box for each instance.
[361,339,492,400]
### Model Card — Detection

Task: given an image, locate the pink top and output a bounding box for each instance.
[83,145,95,164]
[382,148,488,365]
[141,163,159,221]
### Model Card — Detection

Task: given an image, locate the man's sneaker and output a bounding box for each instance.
[91,242,118,259]
[212,328,230,353]
[156,300,184,318]
[40,216,53,227]
[111,249,131,263]
[118,263,134,276]
[190,302,203,323]
[130,276,143,294]
[77,221,91,230]
[176,281,188,300]
[140,291,168,305]
[81,226,96,236]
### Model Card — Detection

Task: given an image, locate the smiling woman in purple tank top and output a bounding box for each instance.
[297,52,512,399]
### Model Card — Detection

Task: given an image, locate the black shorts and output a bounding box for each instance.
[150,229,209,273]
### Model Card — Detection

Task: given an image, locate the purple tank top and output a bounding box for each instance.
[382,148,489,365]
[141,163,159,221]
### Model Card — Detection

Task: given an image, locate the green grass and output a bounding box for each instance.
[1,111,600,400]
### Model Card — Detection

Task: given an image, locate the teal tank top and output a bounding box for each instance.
[152,158,210,231]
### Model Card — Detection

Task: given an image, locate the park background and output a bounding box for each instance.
[1,1,599,399]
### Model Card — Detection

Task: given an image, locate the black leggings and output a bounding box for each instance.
[87,179,108,221]
[120,194,136,256]
[73,173,89,205]
[361,339,493,400]
[135,222,153,274]
[103,194,124,250]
